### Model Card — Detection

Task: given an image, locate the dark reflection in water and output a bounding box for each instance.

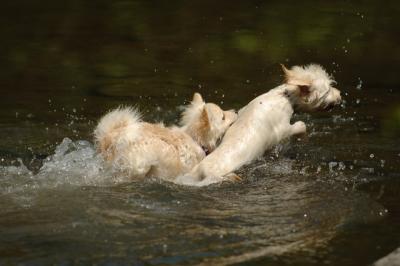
[0,0,400,265]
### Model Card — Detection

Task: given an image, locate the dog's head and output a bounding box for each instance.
[281,64,341,111]
[181,92,237,153]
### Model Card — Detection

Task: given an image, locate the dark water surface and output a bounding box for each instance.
[1,1,400,265]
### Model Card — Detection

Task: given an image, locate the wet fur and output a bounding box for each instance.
[179,64,342,186]
[94,93,237,181]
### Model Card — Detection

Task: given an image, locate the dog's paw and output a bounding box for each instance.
[291,121,306,136]
[225,173,243,182]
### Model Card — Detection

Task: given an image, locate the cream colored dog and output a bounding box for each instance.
[94,93,237,181]
[179,64,342,185]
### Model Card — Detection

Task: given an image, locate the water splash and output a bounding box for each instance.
[0,138,133,195]
[356,77,363,90]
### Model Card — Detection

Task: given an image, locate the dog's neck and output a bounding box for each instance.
[261,85,296,115]
[182,124,212,154]
[276,85,301,113]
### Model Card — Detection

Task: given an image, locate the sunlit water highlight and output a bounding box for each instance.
[0,134,388,265]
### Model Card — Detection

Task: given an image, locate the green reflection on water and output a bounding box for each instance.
[0,1,400,265]
[1,0,400,95]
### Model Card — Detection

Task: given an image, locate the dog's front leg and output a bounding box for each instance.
[193,172,241,186]
[290,121,306,136]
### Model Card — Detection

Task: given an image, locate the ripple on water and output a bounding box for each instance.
[0,138,388,265]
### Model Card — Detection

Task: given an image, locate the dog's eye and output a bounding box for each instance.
[222,114,225,121]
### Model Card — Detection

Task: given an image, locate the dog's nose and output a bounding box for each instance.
[333,88,342,103]
[335,94,342,106]
[228,109,237,114]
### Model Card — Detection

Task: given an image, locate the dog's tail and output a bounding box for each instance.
[94,107,142,159]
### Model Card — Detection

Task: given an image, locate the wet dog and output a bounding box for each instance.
[179,64,342,185]
[94,93,237,181]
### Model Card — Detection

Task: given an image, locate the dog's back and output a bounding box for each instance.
[94,107,205,179]
[94,107,142,161]
[93,93,237,181]
[184,64,341,185]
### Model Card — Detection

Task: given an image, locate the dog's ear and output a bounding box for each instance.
[200,106,211,130]
[281,64,311,87]
[195,106,211,150]
[192,92,204,105]
[281,64,291,82]
[298,85,311,97]
[180,93,205,127]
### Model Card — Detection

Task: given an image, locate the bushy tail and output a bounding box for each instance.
[94,107,142,159]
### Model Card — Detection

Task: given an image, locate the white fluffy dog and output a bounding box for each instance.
[94,93,237,181]
[179,64,342,185]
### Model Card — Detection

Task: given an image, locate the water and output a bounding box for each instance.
[1,0,400,265]
[0,138,390,265]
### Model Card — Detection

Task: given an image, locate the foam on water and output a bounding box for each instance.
[1,130,305,190]
[36,138,109,186]
[0,138,134,195]
[1,139,297,191]
[0,135,376,195]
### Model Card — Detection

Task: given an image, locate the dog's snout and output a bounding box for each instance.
[325,98,341,110]
[325,88,342,109]
[333,88,342,103]
[336,96,342,105]
[225,109,238,122]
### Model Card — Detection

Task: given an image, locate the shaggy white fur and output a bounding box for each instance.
[177,64,342,186]
[93,93,237,181]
